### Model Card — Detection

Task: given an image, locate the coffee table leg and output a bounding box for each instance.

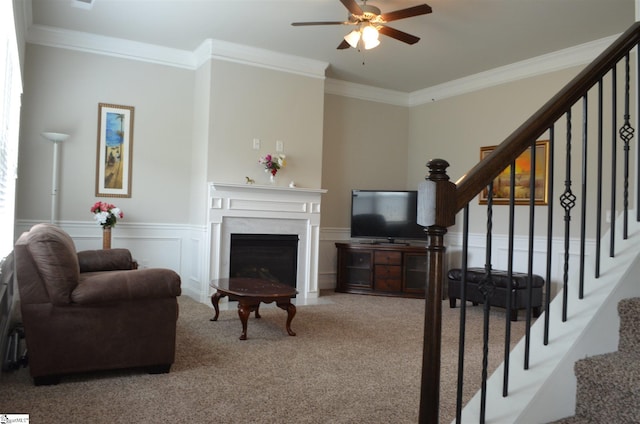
[277,301,297,336]
[237,302,252,340]
[209,292,225,321]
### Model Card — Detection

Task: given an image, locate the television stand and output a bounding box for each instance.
[335,243,427,298]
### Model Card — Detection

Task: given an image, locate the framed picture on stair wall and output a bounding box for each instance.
[95,103,135,198]
[479,140,549,206]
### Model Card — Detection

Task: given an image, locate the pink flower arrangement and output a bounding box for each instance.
[258,153,286,176]
[90,201,123,228]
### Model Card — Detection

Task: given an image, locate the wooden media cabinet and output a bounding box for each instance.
[335,243,427,298]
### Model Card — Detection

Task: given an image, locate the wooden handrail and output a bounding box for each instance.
[452,21,640,216]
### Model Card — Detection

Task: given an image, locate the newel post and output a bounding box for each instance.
[418,159,456,423]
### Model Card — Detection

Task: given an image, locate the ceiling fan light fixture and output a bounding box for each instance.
[344,29,361,48]
[361,25,380,49]
[363,37,380,50]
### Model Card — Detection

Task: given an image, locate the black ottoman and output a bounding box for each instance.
[447,268,544,321]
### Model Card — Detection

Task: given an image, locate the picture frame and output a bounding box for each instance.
[95,103,134,198]
[479,140,549,205]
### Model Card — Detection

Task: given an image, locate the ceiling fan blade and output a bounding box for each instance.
[340,0,363,16]
[292,21,348,26]
[337,39,351,50]
[378,25,420,45]
[380,4,432,22]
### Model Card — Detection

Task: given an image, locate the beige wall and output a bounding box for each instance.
[17,40,634,241]
[407,68,584,187]
[16,44,195,224]
[321,94,410,228]
[208,60,325,189]
[16,46,327,227]
[406,64,635,238]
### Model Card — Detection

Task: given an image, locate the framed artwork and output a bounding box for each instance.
[479,140,549,205]
[95,103,134,198]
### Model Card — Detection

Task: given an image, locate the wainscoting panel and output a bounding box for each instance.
[444,232,591,297]
[14,220,208,302]
[317,228,592,297]
[318,227,350,291]
[13,221,590,304]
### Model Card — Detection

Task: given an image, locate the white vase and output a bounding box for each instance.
[270,174,277,184]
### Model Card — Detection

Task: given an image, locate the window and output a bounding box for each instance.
[0,0,22,258]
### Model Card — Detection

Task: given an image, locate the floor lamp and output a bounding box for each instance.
[41,132,69,223]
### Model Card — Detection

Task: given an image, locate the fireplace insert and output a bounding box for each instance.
[230,234,298,289]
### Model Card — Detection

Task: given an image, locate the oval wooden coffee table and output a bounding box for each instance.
[210,278,298,340]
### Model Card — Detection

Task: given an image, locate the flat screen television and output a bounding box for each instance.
[350,189,427,243]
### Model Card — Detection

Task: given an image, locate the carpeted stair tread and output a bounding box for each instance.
[553,298,640,423]
[572,349,640,422]
[617,297,640,353]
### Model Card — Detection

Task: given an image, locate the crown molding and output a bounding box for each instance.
[26,23,620,106]
[194,38,328,80]
[27,24,328,80]
[327,33,620,106]
[408,34,620,106]
[27,24,196,69]
[324,78,410,106]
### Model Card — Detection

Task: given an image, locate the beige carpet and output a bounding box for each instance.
[0,291,528,423]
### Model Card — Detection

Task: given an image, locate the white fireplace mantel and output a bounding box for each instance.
[206,182,327,302]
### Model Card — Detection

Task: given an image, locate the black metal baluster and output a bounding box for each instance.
[455,206,470,424]
[579,95,588,299]
[560,110,577,322]
[525,141,536,369]
[637,42,640,224]
[620,53,635,239]
[596,80,604,278]
[610,66,617,257]
[544,126,555,346]
[478,183,495,424]
[502,160,516,396]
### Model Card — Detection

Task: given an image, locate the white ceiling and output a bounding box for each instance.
[28,0,635,93]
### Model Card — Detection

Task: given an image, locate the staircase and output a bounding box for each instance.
[552,298,640,423]
[417,21,640,423]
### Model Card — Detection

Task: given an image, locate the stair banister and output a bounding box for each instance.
[419,20,640,423]
[454,21,640,214]
[419,159,456,423]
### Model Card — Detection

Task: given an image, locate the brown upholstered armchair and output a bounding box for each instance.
[13,223,181,385]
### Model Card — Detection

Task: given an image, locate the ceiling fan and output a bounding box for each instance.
[291,0,432,50]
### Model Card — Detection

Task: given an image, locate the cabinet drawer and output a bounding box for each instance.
[375,265,401,292]
[374,251,402,265]
[375,275,402,292]
[375,265,402,279]
[375,279,402,292]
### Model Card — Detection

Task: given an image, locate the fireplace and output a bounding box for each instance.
[230,234,299,288]
[207,182,326,301]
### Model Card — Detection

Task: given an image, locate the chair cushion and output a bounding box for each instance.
[78,249,134,272]
[72,268,182,304]
[18,223,80,305]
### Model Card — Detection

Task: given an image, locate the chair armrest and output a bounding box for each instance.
[71,268,181,304]
[77,249,134,272]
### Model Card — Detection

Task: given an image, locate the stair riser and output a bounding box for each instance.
[617,298,640,352]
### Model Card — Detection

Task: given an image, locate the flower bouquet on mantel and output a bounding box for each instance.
[90,201,123,249]
[258,153,286,183]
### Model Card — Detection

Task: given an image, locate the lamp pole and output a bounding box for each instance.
[41,132,69,223]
